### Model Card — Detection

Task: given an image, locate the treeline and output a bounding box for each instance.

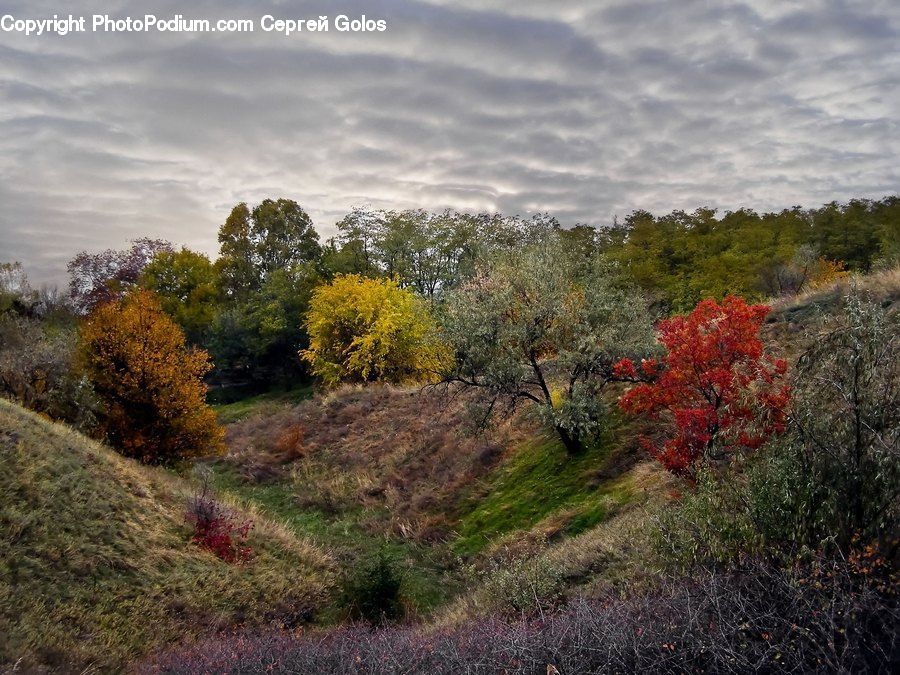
[326,197,900,313]
[600,197,899,311]
[118,196,900,378]
[2,195,897,408]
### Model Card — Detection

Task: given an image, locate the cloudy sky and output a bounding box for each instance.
[1,0,898,285]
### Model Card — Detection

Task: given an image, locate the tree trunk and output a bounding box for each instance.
[556,426,584,455]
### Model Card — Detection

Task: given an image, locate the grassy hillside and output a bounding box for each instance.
[0,398,334,673]
[7,268,896,672]
[209,385,668,622]
[203,271,900,625]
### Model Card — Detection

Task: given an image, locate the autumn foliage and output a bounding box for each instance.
[186,481,252,563]
[616,296,789,476]
[301,274,448,386]
[78,289,224,464]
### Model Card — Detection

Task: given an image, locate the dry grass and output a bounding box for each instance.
[0,398,335,673]
[769,265,900,315]
[763,265,900,363]
[223,384,519,542]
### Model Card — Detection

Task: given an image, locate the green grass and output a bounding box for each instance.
[212,385,314,424]
[452,430,635,556]
[208,464,460,619]
[0,398,332,673]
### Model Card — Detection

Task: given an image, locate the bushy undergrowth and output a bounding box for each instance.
[0,314,99,432]
[341,549,406,624]
[187,474,253,563]
[657,291,899,567]
[145,556,897,674]
[466,546,565,616]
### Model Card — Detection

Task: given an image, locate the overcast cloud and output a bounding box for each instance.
[1,0,898,285]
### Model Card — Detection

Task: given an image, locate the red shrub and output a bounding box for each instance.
[616,296,789,476]
[186,483,252,563]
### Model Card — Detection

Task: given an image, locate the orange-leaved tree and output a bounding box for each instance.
[615,296,789,476]
[78,289,224,464]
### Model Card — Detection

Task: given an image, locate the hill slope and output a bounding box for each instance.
[0,398,334,673]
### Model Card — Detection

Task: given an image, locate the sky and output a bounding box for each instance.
[1,1,898,286]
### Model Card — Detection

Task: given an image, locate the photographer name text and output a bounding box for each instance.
[1,14,387,37]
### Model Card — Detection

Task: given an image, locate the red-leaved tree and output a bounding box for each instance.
[615,296,789,476]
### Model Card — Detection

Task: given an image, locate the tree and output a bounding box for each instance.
[140,247,220,344]
[616,296,789,476]
[327,208,529,299]
[0,314,99,431]
[217,203,258,301]
[217,199,321,301]
[77,289,224,464]
[208,263,321,385]
[440,242,657,454]
[67,238,173,314]
[786,291,898,545]
[332,207,382,276]
[301,274,447,387]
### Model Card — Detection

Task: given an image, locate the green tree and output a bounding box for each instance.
[441,240,657,454]
[141,247,219,344]
[253,198,321,274]
[217,199,321,301]
[217,203,258,301]
[209,264,320,384]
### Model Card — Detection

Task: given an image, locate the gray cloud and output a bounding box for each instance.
[0,0,897,285]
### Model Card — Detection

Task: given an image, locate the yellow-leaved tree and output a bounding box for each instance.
[301,274,448,386]
[78,289,224,464]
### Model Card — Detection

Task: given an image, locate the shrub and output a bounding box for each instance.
[77,289,224,464]
[617,295,789,476]
[657,290,899,564]
[0,315,99,432]
[440,244,657,454]
[302,274,447,386]
[186,473,252,564]
[144,556,897,674]
[342,549,406,625]
[783,290,898,546]
[471,549,565,616]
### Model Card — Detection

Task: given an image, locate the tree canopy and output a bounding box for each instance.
[301,274,447,387]
[77,289,224,464]
[440,241,657,454]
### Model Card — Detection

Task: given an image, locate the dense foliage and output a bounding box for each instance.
[141,247,220,345]
[789,292,899,544]
[441,243,656,453]
[600,197,899,311]
[0,264,97,430]
[617,296,790,475]
[324,208,549,298]
[209,199,324,385]
[77,289,224,464]
[657,291,899,565]
[302,274,447,386]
